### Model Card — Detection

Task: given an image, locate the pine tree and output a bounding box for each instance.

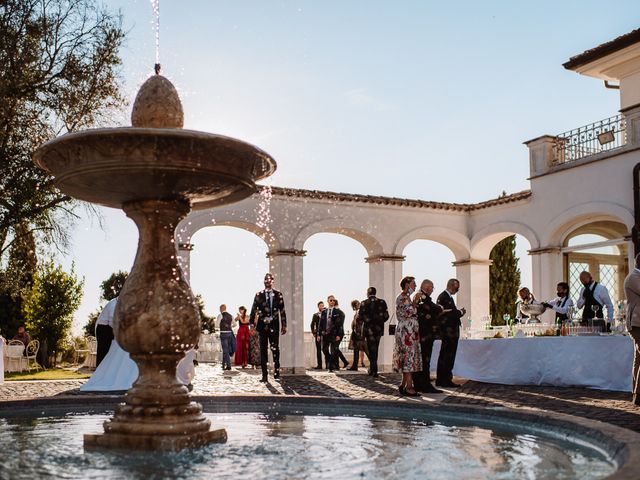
[489,235,521,325]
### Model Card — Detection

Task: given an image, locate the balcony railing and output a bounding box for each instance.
[552,114,626,165]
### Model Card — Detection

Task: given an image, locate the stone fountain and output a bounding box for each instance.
[33,70,276,451]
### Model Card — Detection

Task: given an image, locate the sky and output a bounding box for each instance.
[57,0,638,334]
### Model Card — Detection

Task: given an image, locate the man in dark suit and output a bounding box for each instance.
[310,301,325,369]
[357,286,389,377]
[412,279,444,393]
[319,295,346,372]
[436,278,466,388]
[250,273,287,382]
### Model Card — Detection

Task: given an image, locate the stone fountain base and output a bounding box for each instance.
[84,353,228,451]
[84,424,227,452]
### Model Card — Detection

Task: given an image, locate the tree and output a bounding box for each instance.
[489,234,521,325]
[0,0,125,262]
[100,270,128,301]
[0,223,38,337]
[22,260,83,367]
[195,294,215,333]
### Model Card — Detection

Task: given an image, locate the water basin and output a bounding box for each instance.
[0,397,628,479]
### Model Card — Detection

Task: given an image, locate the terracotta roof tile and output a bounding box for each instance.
[268,186,532,212]
[564,28,640,70]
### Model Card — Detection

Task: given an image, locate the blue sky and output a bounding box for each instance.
[60,1,638,333]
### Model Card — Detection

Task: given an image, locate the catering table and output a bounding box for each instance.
[430,335,633,392]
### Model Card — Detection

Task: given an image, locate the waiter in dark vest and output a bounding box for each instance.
[576,271,614,331]
[250,273,287,382]
[542,282,574,324]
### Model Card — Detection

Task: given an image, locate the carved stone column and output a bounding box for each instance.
[84,199,226,451]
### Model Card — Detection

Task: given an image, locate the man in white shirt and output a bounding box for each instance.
[624,253,640,405]
[576,271,614,330]
[95,297,118,367]
[542,282,574,324]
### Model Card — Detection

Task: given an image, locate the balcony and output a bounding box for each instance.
[552,114,627,165]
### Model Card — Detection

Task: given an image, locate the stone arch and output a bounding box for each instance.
[177,210,281,251]
[293,218,384,257]
[543,202,633,247]
[470,222,540,259]
[394,225,471,261]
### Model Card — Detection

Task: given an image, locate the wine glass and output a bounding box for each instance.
[591,305,599,318]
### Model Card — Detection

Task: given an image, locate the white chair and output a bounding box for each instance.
[84,336,97,369]
[24,339,41,372]
[6,340,26,373]
[73,338,90,365]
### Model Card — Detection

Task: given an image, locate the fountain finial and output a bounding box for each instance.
[131,72,184,128]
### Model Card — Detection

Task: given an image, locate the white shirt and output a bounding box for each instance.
[547,296,574,315]
[96,298,118,327]
[576,282,614,321]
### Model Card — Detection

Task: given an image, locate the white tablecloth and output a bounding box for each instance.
[430,335,633,392]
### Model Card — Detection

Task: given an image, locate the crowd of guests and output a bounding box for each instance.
[310,288,389,376]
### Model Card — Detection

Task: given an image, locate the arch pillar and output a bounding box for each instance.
[366,253,405,372]
[267,249,306,373]
[529,247,563,320]
[453,258,492,320]
[177,241,194,283]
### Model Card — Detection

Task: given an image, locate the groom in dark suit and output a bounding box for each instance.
[250,273,287,382]
[319,295,345,372]
[436,278,466,388]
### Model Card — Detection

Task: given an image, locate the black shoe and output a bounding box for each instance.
[274,371,280,380]
[399,386,406,395]
[313,366,322,370]
[435,381,460,388]
[423,384,443,394]
[342,362,349,369]
[372,373,379,378]
[348,366,358,371]
[260,376,268,383]
[329,369,334,373]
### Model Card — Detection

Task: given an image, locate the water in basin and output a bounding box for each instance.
[0,406,616,479]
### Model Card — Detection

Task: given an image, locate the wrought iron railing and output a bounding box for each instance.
[553,114,626,165]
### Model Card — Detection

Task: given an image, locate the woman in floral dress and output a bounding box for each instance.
[393,276,422,396]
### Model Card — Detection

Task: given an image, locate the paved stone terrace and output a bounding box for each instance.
[2,364,640,434]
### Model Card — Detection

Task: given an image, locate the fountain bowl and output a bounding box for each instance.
[33,127,276,210]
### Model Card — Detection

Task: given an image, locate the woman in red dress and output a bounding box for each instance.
[234,306,250,368]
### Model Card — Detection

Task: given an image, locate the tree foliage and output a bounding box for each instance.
[0,223,38,337]
[22,260,83,366]
[100,270,128,301]
[489,234,521,325]
[0,0,125,261]
[196,294,215,332]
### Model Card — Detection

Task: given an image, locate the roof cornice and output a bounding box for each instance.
[268,186,532,212]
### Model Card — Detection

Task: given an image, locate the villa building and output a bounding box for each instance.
[178,29,640,372]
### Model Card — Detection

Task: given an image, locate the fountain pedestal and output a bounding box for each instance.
[84,199,226,451]
[34,72,276,451]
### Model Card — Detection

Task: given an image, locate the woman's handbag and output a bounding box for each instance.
[388,314,397,335]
